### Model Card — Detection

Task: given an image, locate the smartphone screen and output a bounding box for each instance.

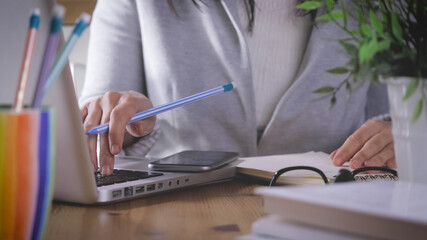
[148,150,239,172]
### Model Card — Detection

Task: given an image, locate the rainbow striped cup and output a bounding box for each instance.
[0,108,55,240]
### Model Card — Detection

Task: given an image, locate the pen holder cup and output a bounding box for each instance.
[0,107,55,240]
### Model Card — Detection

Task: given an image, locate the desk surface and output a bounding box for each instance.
[45,179,264,240]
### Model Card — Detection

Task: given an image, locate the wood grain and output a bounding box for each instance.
[45,180,264,240]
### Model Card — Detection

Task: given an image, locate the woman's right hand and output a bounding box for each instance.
[80,90,156,175]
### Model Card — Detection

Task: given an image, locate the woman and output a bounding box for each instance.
[80,0,394,175]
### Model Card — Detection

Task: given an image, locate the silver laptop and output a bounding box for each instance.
[0,0,237,204]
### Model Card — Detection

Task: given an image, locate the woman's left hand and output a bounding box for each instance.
[331,119,396,169]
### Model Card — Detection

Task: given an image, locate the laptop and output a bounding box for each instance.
[0,0,238,204]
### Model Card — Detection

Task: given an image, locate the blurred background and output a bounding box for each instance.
[0,0,95,104]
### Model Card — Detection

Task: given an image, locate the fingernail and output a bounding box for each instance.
[350,159,361,168]
[101,166,111,175]
[330,151,337,160]
[111,144,120,155]
[333,157,343,166]
[365,160,375,166]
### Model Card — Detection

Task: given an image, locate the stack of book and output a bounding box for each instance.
[239,181,427,240]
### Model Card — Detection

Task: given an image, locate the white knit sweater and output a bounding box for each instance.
[238,0,312,131]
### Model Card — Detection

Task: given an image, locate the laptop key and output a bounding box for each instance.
[95,169,163,187]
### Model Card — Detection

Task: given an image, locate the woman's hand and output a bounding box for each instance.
[331,119,396,169]
[80,91,156,175]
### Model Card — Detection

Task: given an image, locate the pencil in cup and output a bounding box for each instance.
[31,5,66,108]
[42,12,91,99]
[13,9,40,112]
[88,82,236,135]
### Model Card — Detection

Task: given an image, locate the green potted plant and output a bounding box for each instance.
[297,0,427,183]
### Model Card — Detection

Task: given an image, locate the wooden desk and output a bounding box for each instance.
[44,179,264,240]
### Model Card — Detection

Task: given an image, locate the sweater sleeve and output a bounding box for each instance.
[80,0,161,156]
[79,0,145,106]
[123,123,162,157]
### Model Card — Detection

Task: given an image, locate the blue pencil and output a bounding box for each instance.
[42,13,90,97]
[88,82,235,135]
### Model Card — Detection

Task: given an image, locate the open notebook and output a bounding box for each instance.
[237,151,397,186]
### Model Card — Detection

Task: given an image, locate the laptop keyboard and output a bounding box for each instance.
[95,169,163,187]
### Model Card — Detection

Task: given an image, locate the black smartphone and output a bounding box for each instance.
[148,150,239,172]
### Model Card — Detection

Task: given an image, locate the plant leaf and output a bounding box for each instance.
[327,0,334,11]
[349,28,361,36]
[403,78,420,101]
[411,99,423,125]
[296,1,322,10]
[357,8,364,24]
[359,38,379,64]
[358,42,370,63]
[317,11,344,22]
[367,37,379,54]
[391,13,403,42]
[340,0,347,28]
[379,2,387,21]
[327,67,349,74]
[361,23,371,37]
[369,10,383,34]
[340,41,358,56]
[377,39,391,52]
[313,86,335,94]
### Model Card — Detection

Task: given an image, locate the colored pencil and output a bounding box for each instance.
[42,13,90,98]
[13,9,40,112]
[32,5,65,108]
[88,82,235,135]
